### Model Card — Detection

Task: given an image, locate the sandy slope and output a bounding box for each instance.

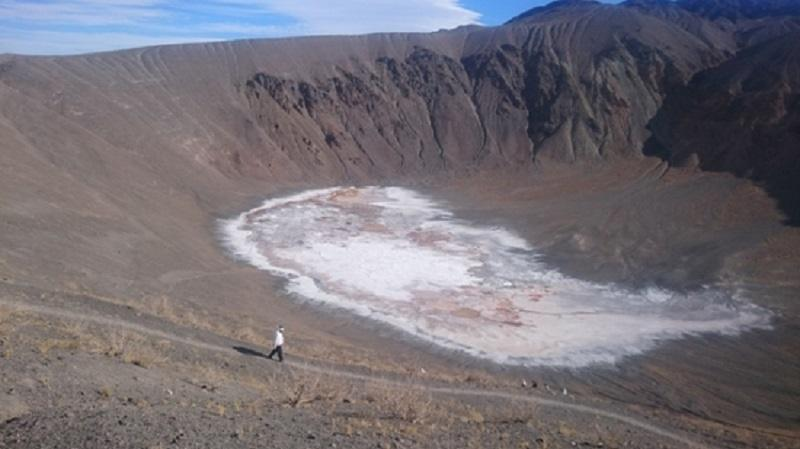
[0,295,717,448]
[8,281,795,449]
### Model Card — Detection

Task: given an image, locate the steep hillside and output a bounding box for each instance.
[675,0,800,45]
[241,9,727,176]
[0,0,798,302]
[0,2,736,181]
[650,31,800,223]
[678,0,800,21]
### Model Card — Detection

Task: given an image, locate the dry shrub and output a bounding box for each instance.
[0,305,10,324]
[372,388,429,423]
[206,400,227,417]
[460,406,485,425]
[558,421,579,439]
[36,338,80,355]
[0,312,79,356]
[138,296,271,349]
[238,371,280,399]
[61,320,89,337]
[38,375,51,389]
[103,331,168,368]
[40,319,115,356]
[335,386,442,425]
[183,362,280,405]
[0,312,170,368]
[285,374,319,407]
[71,292,390,375]
[0,304,22,334]
[232,325,269,347]
[133,296,371,372]
[591,421,617,447]
[188,363,233,391]
[140,295,212,330]
[215,368,348,409]
[123,344,168,368]
[98,386,113,399]
[284,371,360,409]
[0,307,10,357]
[356,387,535,432]
[104,331,131,357]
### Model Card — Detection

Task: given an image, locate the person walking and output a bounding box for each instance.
[267,325,285,362]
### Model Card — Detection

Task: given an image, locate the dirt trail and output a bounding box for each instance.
[0,297,716,449]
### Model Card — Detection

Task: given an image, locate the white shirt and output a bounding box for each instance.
[274,329,284,347]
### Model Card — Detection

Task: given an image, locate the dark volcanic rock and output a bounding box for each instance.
[675,0,800,47]
[237,3,731,172]
[649,32,800,223]
[678,0,800,21]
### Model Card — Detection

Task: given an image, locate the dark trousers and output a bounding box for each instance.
[267,345,283,362]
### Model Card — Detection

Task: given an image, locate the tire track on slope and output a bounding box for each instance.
[0,297,716,449]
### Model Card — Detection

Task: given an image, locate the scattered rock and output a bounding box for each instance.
[0,394,28,423]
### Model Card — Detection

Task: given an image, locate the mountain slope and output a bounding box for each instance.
[678,0,800,21]
[650,31,800,223]
[0,2,734,180]
[0,0,799,299]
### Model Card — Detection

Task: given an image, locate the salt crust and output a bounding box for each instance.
[222,187,772,367]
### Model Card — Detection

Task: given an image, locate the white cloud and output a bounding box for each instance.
[200,22,302,36]
[0,0,166,26]
[222,0,482,34]
[0,29,219,55]
[0,0,482,55]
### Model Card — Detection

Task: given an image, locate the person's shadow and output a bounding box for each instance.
[233,346,268,358]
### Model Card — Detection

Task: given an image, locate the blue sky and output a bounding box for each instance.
[0,1,612,56]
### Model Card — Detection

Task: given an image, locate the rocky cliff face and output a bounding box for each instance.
[678,0,800,21]
[241,47,484,178]
[237,1,735,179]
[651,31,800,223]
